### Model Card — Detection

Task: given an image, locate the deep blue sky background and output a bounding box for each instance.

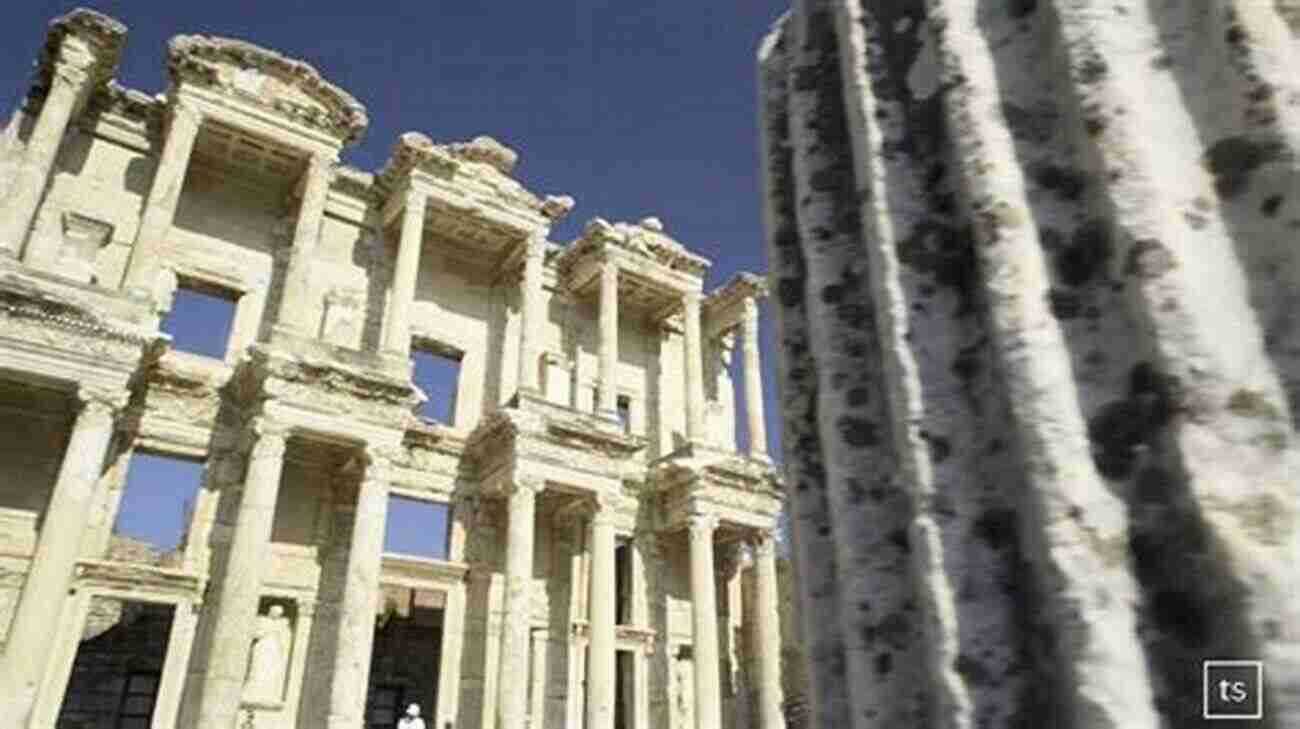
[1,2,790,551]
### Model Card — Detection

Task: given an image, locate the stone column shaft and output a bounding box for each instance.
[741,298,768,458]
[753,532,785,729]
[190,421,287,729]
[683,293,706,443]
[688,514,722,729]
[598,260,619,415]
[325,451,390,729]
[275,153,334,334]
[0,388,117,710]
[586,507,617,729]
[0,58,92,259]
[516,235,546,393]
[497,479,540,728]
[123,102,201,295]
[384,188,426,356]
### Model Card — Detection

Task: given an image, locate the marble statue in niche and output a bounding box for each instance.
[243,603,292,706]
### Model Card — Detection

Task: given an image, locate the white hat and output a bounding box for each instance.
[405,703,420,716]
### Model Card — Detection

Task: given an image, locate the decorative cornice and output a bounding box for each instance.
[0,282,158,348]
[72,559,202,601]
[555,217,712,281]
[167,34,368,144]
[375,131,460,191]
[703,271,768,322]
[32,8,127,101]
[445,135,518,174]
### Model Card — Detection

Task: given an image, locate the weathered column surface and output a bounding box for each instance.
[753,529,786,729]
[496,477,540,729]
[188,419,287,729]
[275,152,335,335]
[682,292,706,442]
[688,514,722,729]
[123,100,201,296]
[516,235,547,393]
[325,449,390,729]
[0,9,122,259]
[741,297,768,458]
[597,259,619,416]
[383,187,426,356]
[759,0,1300,727]
[0,386,120,718]
[586,501,617,729]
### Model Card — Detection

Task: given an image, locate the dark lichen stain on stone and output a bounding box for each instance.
[1087,362,1176,479]
[837,415,880,447]
[1125,238,1176,279]
[888,528,909,553]
[862,611,913,650]
[1048,288,1083,319]
[1002,102,1056,144]
[875,651,894,677]
[1151,589,1211,648]
[927,433,952,463]
[1055,219,1111,286]
[955,653,996,686]
[1227,388,1280,420]
[1260,194,1283,217]
[847,386,871,408]
[1008,0,1038,19]
[1076,51,1109,85]
[1183,211,1207,230]
[896,223,980,316]
[1032,163,1087,201]
[1204,136,1284,199]
[972,508,1018,550]
[1134,466,1176,505]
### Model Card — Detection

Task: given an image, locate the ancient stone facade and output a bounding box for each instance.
[760,1,1299,728]
[0,9,786,729]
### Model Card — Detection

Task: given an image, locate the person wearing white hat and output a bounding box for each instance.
[396,702,426,729]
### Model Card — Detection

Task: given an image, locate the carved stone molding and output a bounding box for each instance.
[30,8,126,108]
[167,34,368,144]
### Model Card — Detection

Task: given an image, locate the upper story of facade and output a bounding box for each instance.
[0,9,779,529]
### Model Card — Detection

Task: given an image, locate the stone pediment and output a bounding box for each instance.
[32,8,126,99]
[167,34,368,144]
[557,217,711,280]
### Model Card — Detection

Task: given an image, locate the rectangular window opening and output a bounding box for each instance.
[412,343,462,425]
[111,452,205,566]
[161,278,238,359]
[57,599,174,729]
[615,539,632,626]
[615,649,635,729]
[383,495,451,560]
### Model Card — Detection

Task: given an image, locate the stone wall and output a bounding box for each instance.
[759,1,1300,728]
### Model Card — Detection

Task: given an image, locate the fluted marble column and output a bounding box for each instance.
[516,235,546,393]
[497,477,541,728]
[586,499,617,729]
[0,52,95,259]
[688,514,722,729]
[275,152,335,335]
[753,530,785,729]
[325,448,391,729]
[123,101,202,296]
[188,419,288,729]
[597,259,619,416]
[683,292,706,443]
[383,187,426,357]
[740,298,768,458]
[0,386,120,712]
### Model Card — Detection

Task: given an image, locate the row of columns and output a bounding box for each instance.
[546,258,767,458]
[491,479,784,729]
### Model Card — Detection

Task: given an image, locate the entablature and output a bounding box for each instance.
[649,445,783,532]
[703,270,767,338]
[554,218,711,316]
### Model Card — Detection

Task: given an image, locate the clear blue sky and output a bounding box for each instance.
[2,2,789,550]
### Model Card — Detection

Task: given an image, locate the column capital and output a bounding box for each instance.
[246,418,289,460]
[687,512,718,538]
[359,444,396,483]
[168,98,203,129]
[507,474,545,497]
[742,295,760,322]
[588,493,619,527]
[74,384,127,417]
[751,527,779,557]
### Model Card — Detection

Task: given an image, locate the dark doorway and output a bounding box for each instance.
[57,598,175,729]
[366,587,445,728]
[615,649,635,729]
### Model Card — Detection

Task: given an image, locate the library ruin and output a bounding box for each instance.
[0,9,787,729]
